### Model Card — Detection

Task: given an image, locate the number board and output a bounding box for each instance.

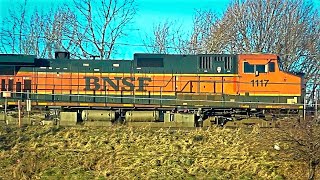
[251,80,269,87]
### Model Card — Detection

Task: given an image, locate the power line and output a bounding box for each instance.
[0,32,319,56]
[0,32,198,51]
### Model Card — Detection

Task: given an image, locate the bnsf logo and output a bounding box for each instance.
[84,76,152,91]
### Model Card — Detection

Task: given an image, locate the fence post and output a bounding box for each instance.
[18,100,21,128]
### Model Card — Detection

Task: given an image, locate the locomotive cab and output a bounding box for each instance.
[237,54,303,106]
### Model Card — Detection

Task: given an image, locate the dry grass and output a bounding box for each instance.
[0,125,312,179]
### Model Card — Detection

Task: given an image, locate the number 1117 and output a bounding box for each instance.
[251,80,269,87]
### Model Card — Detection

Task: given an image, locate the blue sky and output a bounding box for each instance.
[122,0,230,58]
[0,0,229,29]
[0,0,319,59]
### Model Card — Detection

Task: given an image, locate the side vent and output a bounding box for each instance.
[55,51,70,59]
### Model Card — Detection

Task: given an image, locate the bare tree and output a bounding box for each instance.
[188,10,218,54]
[205,0,319,102]
[271,118,320,180]
[0,0,28,54]
[0,0,136,60]
[44,7,77,58]
[68,0,137,59]
[206,0,319,55]
[144,10,218,54]
[21,7,76,58]
[144,21,171,54]
[0,1,77,58]
[144,20,186,54]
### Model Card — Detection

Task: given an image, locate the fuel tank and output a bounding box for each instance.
[81,110,116,121]
[125,111,159,122]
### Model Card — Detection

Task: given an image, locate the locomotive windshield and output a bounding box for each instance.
[269,62,275,72]
[244,61,275,73]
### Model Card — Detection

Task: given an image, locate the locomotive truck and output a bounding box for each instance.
[0,52,304,127]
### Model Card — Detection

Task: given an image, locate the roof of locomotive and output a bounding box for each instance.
[5,52,238,74]
[0,54,36,65]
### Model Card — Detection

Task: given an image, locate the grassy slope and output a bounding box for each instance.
[0,126,310,179]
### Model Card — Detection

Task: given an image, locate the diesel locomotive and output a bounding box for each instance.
[0,52,304,127]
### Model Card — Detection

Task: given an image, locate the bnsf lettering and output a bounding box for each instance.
[84,77,151,91]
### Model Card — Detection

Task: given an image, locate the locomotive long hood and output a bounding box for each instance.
[0,54,50,67]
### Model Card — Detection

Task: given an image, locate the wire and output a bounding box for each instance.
[1,32,319,56]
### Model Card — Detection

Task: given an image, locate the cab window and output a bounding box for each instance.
[256,65,265,73]
[244,62,254,73]
[268,62,275,72]
[244,62,274,73]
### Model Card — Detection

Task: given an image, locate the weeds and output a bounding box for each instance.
[0,126,313,179]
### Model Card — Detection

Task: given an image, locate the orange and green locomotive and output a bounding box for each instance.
[0,52,304,127]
